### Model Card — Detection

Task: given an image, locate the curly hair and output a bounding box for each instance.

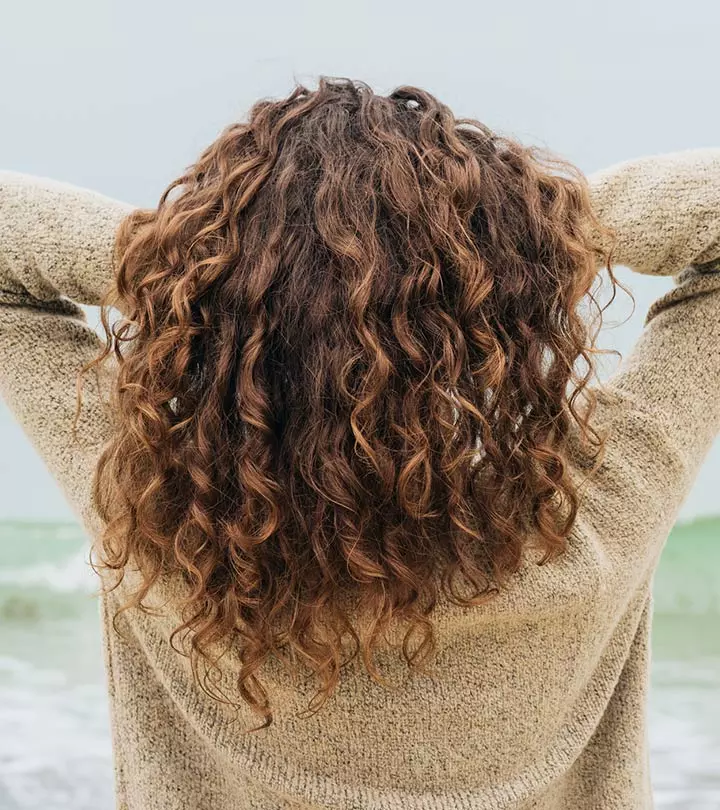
[88,77,615,730]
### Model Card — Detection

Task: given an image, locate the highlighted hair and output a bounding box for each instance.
[89,78,614,728]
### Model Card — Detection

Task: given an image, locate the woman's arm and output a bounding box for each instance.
[2,155,719,533]
[0,171,134,533]
[588,149,720,494]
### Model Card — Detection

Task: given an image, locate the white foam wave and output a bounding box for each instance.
[0,549,97,594]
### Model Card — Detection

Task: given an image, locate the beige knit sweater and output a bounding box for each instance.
[1,149,719,810]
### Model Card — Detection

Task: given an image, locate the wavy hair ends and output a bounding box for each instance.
[88,77,615,729]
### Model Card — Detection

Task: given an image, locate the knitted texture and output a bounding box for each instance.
[1,150,719,810]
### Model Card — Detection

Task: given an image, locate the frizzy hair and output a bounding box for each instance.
[87,77,616,729]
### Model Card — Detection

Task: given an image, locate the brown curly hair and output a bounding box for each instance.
[88,77,615,729]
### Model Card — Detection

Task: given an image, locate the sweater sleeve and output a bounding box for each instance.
[587,149,720,487]
[0,171,134,533]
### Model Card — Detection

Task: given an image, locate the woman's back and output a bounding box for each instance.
[1,80,719,809]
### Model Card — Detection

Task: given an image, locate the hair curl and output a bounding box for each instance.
[88,77,615,729]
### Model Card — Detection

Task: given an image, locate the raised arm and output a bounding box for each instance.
[587,149,720,489]
[0,171,134,532]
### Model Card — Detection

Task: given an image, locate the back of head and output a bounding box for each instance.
[92,77,610,727]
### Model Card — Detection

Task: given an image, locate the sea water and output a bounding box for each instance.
[0,519,718,809]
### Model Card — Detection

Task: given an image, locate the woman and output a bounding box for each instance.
[0,78,718,810]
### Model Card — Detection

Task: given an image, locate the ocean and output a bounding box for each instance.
[0,518,718,809]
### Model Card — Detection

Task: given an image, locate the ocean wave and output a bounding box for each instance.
[0,549,96,595]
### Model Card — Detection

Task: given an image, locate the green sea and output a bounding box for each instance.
[0,518,718,809]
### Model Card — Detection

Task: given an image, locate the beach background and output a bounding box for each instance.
[1,0,719,806]
[0,518,718,809]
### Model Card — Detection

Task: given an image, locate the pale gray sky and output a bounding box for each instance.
[0,0,718,521]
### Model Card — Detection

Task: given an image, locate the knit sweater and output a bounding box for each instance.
[1,149,719,810]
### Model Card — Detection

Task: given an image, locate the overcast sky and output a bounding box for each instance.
[0,0,718,521]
